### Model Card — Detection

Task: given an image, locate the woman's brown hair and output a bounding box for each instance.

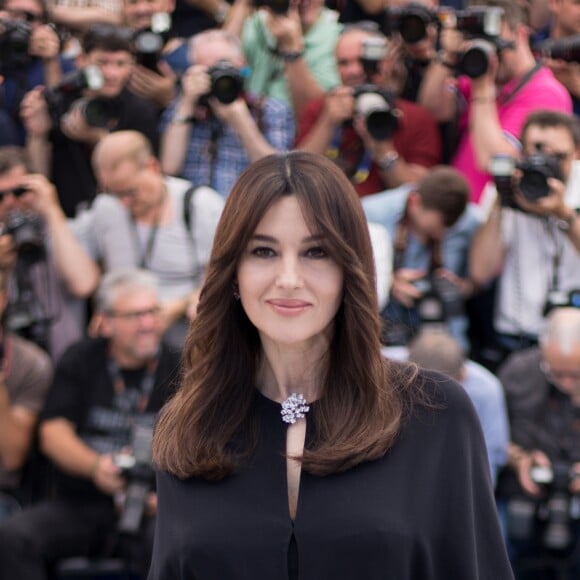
[153,152,419,479]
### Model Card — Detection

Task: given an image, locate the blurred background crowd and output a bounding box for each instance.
[0,0,580,577]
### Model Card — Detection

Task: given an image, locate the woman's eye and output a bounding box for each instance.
[251,247,276,258]
[305,246,328,259]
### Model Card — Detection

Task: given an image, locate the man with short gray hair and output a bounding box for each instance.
[0,267,180,579]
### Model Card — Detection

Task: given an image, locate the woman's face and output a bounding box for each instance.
[237,195,344,351]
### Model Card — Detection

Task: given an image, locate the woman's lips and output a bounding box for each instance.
[267,299,311,316]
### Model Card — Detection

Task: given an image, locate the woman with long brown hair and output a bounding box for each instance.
[149,152,513,579]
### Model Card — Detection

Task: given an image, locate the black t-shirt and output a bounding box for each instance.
[40,337,180,502]
[50,88,160,217]
[149,371,514,580]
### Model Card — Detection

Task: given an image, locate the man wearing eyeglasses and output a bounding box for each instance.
[0,267,180,579]
[496,308,580,574]
[470,110,580,360]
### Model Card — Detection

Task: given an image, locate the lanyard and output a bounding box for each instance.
[497,62,542,107]
[326,126,373,185]
[107,355,159,415]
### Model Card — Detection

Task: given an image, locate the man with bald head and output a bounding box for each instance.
[26,130,224,346]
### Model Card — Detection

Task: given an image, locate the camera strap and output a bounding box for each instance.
[107,355,159,415]
[497,62,542,107]
[326,126,372,184]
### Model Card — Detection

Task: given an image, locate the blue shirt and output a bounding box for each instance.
[161,95,295,198]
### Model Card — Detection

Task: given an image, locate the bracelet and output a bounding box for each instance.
[375,151,399,171]
[471,96,496,104]
[279,50,304,63]
[171,113,194,125]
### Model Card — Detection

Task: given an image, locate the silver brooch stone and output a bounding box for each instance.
[281,393,310,424]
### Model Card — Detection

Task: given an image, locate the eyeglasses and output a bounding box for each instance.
[0,186,29,202]
[107,306,161,321]
[540,361,580,386]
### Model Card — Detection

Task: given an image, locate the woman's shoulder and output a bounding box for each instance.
[387,359,478,427]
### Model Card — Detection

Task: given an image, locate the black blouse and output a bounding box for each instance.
[148,372,514,580]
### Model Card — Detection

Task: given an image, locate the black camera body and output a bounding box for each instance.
[353,84,399,142]
[413,273,464,327]
[537,34,580,64]
[383,3,439,45]
[544,288,580,315]
[2,211,45,265]
[490,153,563,208]
[0,19,32,74]
[254,0,290,15]
[133,12,172,72]
[206,60,244,105]
[114,418,156,535]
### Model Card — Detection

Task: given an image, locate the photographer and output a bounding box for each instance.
[419,0,572,204]
[296,25,441,196]
[539,0,580,116]
[0,0,73,145]
[0,146,91,360]
[362,166,481,350]
[160,28,294,198]
[123,0,181,109]
[497,308,580,575]
[0,270,52,521]
[0,268,180,579]
[19,23,159,217]
[470,110,580,357]
[226,0,341,119]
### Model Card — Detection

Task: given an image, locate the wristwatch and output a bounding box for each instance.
[556,210,577,232]
[279,50,304,63]
[171,113,194,125]
[375,151,399,171]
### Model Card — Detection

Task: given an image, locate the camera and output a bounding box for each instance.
[536,34,580,64]
[114,416,156,535]
[353,84,400,141]
[518,153,563,202]
[2,211,45,265]
[133,12,172,72]
[456,38,497,78]
[361,36,388,78]
[383,3,439,44]
[490,153,563,208]
[531,461,580,551]
[413,273,464,328]
[44,66,109,127]
[0,19,32,74]
[255,0,290,15]
[206,60,244,105]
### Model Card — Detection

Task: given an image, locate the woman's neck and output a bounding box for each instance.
[255,339,329,404]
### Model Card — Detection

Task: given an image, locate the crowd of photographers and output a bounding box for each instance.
[1,0,580,577]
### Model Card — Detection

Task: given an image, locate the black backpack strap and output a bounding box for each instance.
[182,185,197,236]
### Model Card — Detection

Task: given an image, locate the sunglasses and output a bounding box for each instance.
[7,9,44,23]
[0,186,29,202]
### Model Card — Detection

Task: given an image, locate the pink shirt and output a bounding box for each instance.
[452,67,572,204]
